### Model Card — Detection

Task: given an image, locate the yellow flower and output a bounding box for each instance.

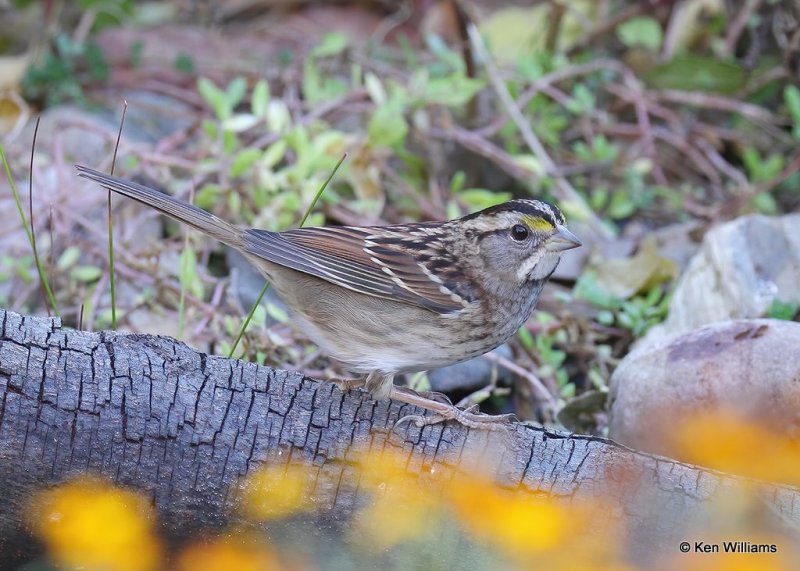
[446,476,574,555]
[351,449,443,549]
[28,476,162,571]
[444,473,631,571]
[239,462,316,521]
[175,534,282,571]
[668,409,800,487]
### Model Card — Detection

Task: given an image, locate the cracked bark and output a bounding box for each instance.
[0,308,799,565]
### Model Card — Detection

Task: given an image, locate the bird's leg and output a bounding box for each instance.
[363,371,451,403]
[389,386,516,430]
[365,370,394,401]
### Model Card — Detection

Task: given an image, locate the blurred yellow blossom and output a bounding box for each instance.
[351,450,443,548]
[239,462,317,521]
[175,534,283,571]
[445,474,631,571]
[28,476,162,571]
[667,408,800,487]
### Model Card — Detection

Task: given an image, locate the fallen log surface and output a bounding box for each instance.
[0,308,798,565]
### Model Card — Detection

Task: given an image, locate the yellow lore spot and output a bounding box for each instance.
[522,216,554,232]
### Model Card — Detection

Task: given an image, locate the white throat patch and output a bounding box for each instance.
[517,251,560,282]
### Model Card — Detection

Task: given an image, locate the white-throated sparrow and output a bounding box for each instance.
[76,166,581,428]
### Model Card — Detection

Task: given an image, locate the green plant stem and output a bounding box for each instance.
[228,153,347,359]
[177,244,189,340]
[177,188,196,340]
[107,101,128,329]
[28,116,51,316]
[1,144,59,316]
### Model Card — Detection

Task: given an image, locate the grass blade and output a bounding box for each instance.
[228,152,347,358]
[106,100,128,329]
[1,143,59,316]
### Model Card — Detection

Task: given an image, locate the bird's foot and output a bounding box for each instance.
[390,386,516,430]
[334,378,451,404]
[405,388,453,405]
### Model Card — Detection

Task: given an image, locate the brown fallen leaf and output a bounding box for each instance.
[592,235,677,299]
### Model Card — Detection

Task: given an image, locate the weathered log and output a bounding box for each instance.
[0,308,798,566]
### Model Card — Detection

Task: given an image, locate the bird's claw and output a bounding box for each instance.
[409,389,453,405]
[394,404,516,431]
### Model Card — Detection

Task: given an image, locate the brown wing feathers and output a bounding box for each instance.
[77,165,470,315]
[245,227,469,314]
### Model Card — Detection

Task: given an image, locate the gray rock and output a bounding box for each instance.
[428,344,513,394]
[608,319,800,454]
[90,91,196,144]
[641,214,800,346]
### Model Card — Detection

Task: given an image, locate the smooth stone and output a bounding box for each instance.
[641,214,800,347]
[608,318,800,454]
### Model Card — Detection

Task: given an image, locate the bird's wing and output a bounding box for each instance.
[244,225,473,314]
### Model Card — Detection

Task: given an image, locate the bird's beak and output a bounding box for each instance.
[545,225,582,252]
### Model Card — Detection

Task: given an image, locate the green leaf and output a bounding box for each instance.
[743,148,784,183]
[266,301,289,323]
[311,32,349,58]
[417,75,484,107]
[573,272,622,309]
[251,80,270,118]
[223,129,237,154]
[195,184,221,210]
[246,305,267,331]
[644,55,745,95]
[566,83,595,114]
[57,246,81,270]
[607,189,636,220]
[365,72,386,104]
[179,246,204,299]
[596,310,615,325]
[751,192,778,214]
[197,77,229,119]
[590,186,609,210]
[202,118,218,139]
[458,188,512,211]
[226,76,248,109]
[15,257,33,283]
[766,298,799,321]
[71,265,102,283]
[517,326,535,351]
[784,85,800,140]
[262,140,288,168]
[513,154,546,177]
[368,103,408,148]
[230,148,262,178]
[222,114,260,133]
[266,100,291,133]
[616,17,663,50]
[450,171,466,193]
[174,53,194,74]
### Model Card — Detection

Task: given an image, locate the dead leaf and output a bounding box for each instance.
[592,235,677,299]
[0,53,30,91]
[0,91,29,139]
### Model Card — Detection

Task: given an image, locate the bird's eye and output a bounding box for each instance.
[510,224,529,241]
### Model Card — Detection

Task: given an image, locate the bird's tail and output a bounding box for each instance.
[76,165,245,249]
